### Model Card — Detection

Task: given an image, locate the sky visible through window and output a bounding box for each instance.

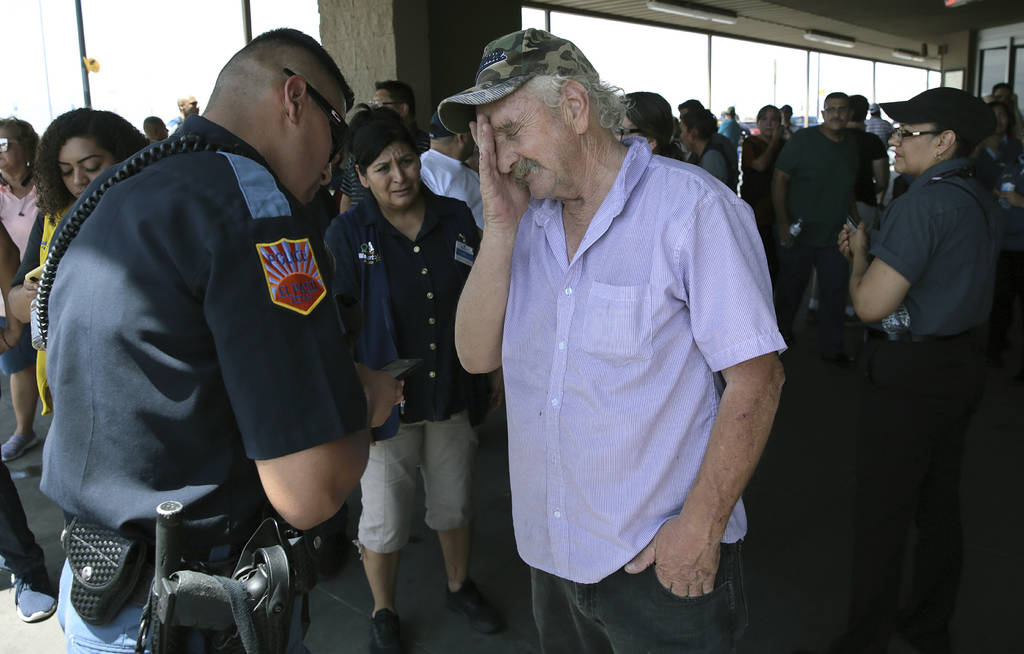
[523,7,939,123]
[3,3,940,137]
[4,0,321,135]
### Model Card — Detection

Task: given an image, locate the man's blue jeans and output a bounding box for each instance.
[0,459,46,578]
[58,560,311,653]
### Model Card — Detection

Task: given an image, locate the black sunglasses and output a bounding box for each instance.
[283,67,347,163]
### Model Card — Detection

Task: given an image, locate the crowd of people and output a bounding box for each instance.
[0,23,1020,654]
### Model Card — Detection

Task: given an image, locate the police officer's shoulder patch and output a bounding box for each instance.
[256,238,326,315]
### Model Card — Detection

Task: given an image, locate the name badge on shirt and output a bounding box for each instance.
[454,240,475,267]
[358,241,382,265]
[256,237,326,315]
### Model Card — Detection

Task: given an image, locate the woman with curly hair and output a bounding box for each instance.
[7,109,146,423]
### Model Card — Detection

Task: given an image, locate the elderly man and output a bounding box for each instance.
[440,29,785,653]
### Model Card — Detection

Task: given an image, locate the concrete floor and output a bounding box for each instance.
[1,312,1021,653]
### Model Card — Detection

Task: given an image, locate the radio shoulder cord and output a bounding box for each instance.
[32,133,220,350]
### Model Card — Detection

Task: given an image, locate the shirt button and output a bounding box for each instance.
[558,341,566,351]
[426,292,434,299]
[413,246,421,253]
[428,371,436,378]
[551,398,559,407]
[564,287,573,296]
[428,317,436,325]
[421,267,428,275]
[553,510,562,518]
[429,342,437,350]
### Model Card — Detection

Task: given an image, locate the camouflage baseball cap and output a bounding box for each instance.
[437,28,598,133]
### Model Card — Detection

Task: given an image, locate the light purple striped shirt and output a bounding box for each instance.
[502,139,786,584]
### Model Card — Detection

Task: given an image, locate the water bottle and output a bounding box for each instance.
[998,170,1015,210]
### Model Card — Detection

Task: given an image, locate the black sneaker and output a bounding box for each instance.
[369,609,402,654]
[446,579,502,634]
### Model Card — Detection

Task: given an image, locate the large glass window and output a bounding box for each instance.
[875,62,929,104]
[547,11,710,109]
[710,36,808,122]
[522,7,545,30]
[518,6,940,130]
[815,53,872,116]
[979,47,1007,97]
[250,0,321,42]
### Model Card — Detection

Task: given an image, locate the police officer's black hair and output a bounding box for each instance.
[231,28,354,112]
[375,80,416,118]
[35,108,148,217]
[680,107,717,141]
[624,92,683,160]
[849,94,869,123]
[347,106,420,173]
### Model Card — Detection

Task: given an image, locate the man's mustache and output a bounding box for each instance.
[512,158,540,184]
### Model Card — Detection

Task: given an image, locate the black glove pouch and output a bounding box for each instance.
[62,517,149,626]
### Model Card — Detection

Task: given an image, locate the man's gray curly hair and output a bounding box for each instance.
[526,73,626,131]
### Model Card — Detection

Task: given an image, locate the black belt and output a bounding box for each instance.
[864,329,971,343]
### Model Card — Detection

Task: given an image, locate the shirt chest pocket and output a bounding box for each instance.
[580,282,654,362]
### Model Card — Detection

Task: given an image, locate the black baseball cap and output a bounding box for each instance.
[880,87,995,145]
[429,110,456,139]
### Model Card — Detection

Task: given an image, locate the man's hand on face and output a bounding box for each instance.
[470,113,531,235]
[623,515,721,598]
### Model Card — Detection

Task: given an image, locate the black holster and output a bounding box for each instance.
[147,517,318,654]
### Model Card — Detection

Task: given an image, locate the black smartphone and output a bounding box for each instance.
[846,215,860,232]
[380,358,422,381]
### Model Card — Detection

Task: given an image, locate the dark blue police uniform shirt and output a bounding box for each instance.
[41,115,367,548]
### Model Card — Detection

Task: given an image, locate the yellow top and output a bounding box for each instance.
[35,210,63,415]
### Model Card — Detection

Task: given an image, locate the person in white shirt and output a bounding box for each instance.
[419,111,484,229]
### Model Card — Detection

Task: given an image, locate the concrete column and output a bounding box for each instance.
[318,0,520,123]
[318,0,398,109]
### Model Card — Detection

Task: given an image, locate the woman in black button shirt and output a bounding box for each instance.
[827,88,1000,654]
[325,107,499,651]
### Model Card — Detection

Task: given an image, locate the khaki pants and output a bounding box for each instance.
[357,411,477,553]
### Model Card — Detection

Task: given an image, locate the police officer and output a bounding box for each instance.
[39,29,402,652]
[830,88,1000,653]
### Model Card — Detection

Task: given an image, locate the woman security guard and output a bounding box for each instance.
[829,87,1000,653]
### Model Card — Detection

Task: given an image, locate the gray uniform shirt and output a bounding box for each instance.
[869,157,1003,336]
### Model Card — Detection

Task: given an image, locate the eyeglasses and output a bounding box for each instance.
[0,137,9,152]
[283,68,348,163]
[616,127,643,138]
[890,127,944,143]
[822,105,850,114]
[369,99,395,108]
